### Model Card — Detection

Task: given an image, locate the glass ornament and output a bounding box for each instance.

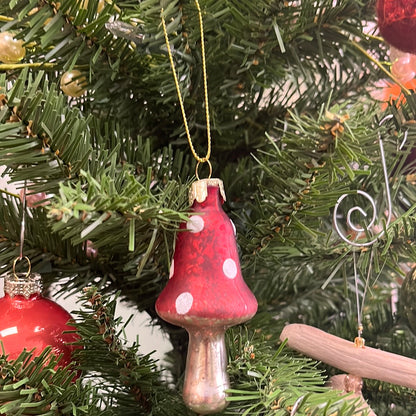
[377,0,416,53]
[391,52,416,82]
[156,178,257,414]
[0,270,79,368]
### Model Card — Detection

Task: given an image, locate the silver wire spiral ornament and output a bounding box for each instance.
[332,115,395,344]
[333,115,393,247]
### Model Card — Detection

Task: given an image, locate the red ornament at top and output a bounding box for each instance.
[377,0,416,53]
[0,271,79,368]
[156,178,257,415]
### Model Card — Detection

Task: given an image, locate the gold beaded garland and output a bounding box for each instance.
[0,31,26,64]
[60,70,87,97]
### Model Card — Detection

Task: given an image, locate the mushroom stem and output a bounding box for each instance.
[183,328,229,415]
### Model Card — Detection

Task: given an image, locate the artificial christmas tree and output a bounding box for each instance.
[1,0,416,415]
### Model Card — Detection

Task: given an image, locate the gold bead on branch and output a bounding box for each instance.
[60,69,87,97]
[0,31,26,64]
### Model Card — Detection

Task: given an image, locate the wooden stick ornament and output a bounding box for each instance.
[280,324,416,390]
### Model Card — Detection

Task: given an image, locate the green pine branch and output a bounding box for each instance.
[225,327,362,416]
[0,347,107,416]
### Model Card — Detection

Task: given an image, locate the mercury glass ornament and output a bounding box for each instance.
[156,178,257,414]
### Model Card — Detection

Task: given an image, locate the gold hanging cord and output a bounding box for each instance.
[161,0,212,179]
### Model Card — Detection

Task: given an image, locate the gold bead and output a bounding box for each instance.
[0,32,26,64]
[60,69,87,97]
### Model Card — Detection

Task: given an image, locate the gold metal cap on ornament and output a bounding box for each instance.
[3,257,42,299]
[189,178,226,205]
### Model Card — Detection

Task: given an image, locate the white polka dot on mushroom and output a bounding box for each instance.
[187,215,205,233]
[169,259,175,279]
[175,292,193,315]
[223,258,237,279]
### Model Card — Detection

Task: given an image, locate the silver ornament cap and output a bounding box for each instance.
[3,272,43,299]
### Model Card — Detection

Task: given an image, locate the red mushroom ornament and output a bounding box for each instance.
[156,178,258,414]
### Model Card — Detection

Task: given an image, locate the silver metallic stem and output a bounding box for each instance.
[19,180,27,259]
[183,328,229,415]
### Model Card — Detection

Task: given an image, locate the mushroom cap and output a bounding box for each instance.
[156,181,257,329]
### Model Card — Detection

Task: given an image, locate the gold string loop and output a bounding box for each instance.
[161,0,212,174]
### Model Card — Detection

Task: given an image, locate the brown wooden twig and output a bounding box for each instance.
[280,324,416,390]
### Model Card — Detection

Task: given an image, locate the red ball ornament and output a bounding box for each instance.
[377,0,416,53]
[156,178,257,415]
[0,269,79,368]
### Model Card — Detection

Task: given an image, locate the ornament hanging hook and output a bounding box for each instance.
[332,114,393,344]
[12,256,32,280]
[19,180,27,260]
[12,180,31,280]
[333,114,393,247]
